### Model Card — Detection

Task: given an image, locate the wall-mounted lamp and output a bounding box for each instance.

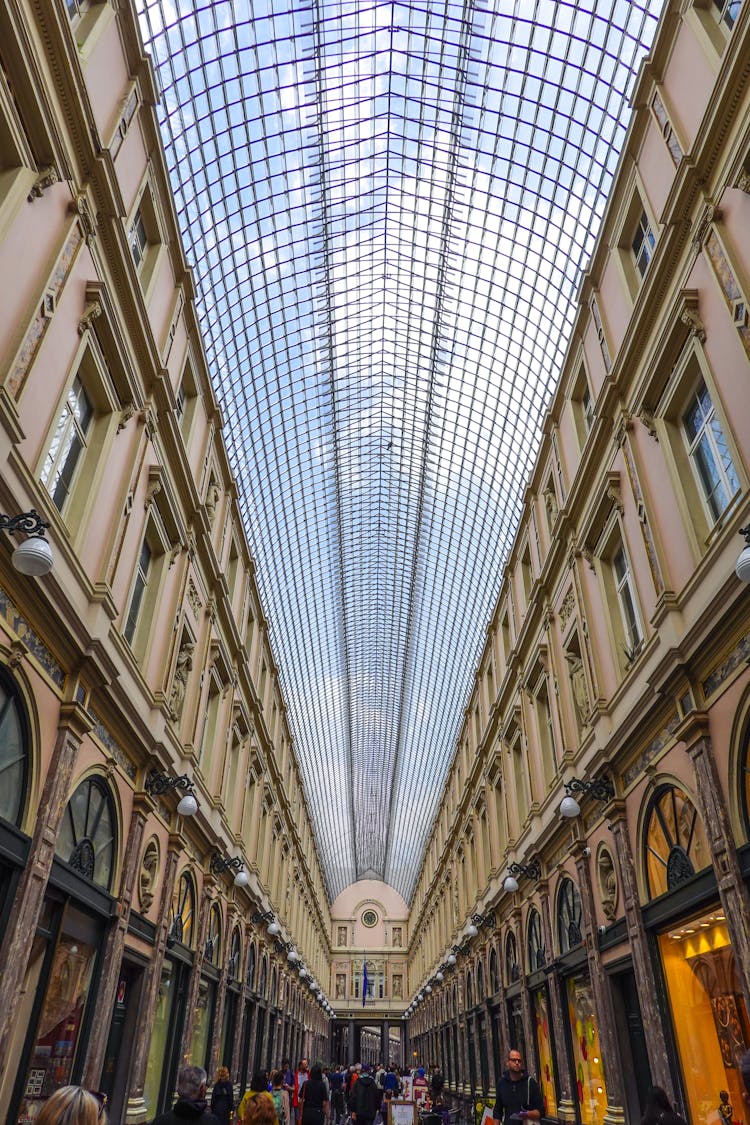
[435,971,444,982]
[145,770,198,816]
[0,509,53,576]
[209,854,249,886]
[464,923,478,938]
[559,775,615,818]
[471,909,496,930]
[425,984,432,994]
[736,525,750,582]
[503,859,541,894]
[446,953,457,966]
[251,908,276,925]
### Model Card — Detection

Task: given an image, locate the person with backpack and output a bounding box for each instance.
[271,1070,290,1125]
[351,1066,380,1125]
[211,1067,235,1125]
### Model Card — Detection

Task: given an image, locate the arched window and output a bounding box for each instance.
[645,784,710,898]
[489,947,500,994]
[527,909,546,970]
[56,775,116,891]
[259,955,268,998]
[246,943,256,989]
[476,959,485,999]
[557,877,583,954]
[169,871,196,948]
[0,668,30,827]
[228,927,242,980]
[205,903,222,964]
[452,984,458,1018]
[270,967,278,1005]
[466,970,473,1009]
[504,931,519,983]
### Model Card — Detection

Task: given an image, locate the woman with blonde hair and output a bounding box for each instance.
[36,1086,106,1124]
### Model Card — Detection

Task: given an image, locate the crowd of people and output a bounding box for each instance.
[28,1045,739,1125]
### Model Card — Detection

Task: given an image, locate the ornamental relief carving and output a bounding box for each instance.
[139,837,160,913]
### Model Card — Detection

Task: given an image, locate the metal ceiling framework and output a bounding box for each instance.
[137,0,661,902]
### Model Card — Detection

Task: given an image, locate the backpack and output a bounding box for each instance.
[272,1090,285,1125]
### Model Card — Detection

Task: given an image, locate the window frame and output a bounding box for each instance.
[126,179,165,298]
[653,338,743,556]
[594,513,645,676]
[613,175,659,301]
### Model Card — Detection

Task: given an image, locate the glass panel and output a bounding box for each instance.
[134,0,662,901]
[190,977,215,1069]
[566,976,607,1125]
[144,961,176,1118]
[659,908,750,1125]
[645,786,710,899]
[0,679,27,826]
[533,987,557,1118]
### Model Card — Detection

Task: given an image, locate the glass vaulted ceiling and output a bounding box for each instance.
[137,0,661,903]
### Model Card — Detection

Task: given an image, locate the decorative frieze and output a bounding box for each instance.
[702,634,750,697]
[622,713,680,788]
[0,587,64,687]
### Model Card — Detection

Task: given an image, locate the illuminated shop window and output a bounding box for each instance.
[659,907,749,1124]
[644,785,710,899]
[566,977,608,1125]
[56,775,116,890]
[0,668,30,828]
[533,986,557,1119]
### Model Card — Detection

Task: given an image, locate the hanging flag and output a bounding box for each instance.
[362,961,368,1007]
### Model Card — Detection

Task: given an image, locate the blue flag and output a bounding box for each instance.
[362,961,368,1007]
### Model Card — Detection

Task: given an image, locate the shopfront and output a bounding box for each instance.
[7,773,118,1124]
[143,869,196,1119]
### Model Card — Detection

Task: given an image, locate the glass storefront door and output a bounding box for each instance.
[659,906,750,1125]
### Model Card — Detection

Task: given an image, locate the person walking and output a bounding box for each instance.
[491,1051,543,1125]
[271,1069,291,1125]
[150,1065,221,1124]
[300,1064,330,1125]
[351,1066,380,1125]
[238,1074,276,1125]
[329,1065,345,1125]
[37,1087,107,1124]
[211,1067,235,1125]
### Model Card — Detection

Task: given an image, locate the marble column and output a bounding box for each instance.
[209,954,230,1077]
[606,802,674,1097]
[125,833,182,1123]
[538,882,577,1122]
[0,701,92,1076]
[82,793,150,1088]
[682,716,750,1011]
[574,846,625,1125]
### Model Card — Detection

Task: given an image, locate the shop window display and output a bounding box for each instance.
[659,908,749,1124]
[15,905,99,1124]
[533,986,557,1118]
[566,976,608,1125]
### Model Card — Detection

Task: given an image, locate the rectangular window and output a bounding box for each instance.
[129,208,148,269]
[613,545,642,657]
[632,210,656,278]
[713,0,741,29]
[682,379,740,522]
[41,376,93,511]
[124,539,152,645]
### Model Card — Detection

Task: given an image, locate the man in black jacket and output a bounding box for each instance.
[150,1065,221,1125]
[491,1051,544,1125]
[351,1066,381,1125]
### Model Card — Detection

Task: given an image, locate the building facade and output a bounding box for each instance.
[1,0,750,1124]
[405,3,750,1124]
[0,1,332,1121]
